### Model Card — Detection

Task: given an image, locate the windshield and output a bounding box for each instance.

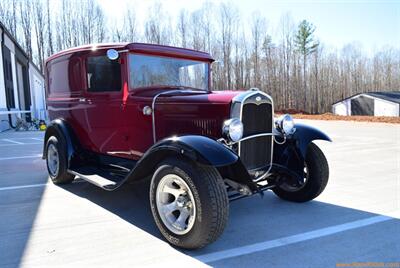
[129,54,209,91]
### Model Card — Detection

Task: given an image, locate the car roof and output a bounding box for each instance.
[45,42,214,63]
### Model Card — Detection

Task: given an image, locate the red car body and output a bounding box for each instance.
[43,42,331,249]
[46,43,238,160]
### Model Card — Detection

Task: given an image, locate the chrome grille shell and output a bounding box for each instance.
[231,90,274,173]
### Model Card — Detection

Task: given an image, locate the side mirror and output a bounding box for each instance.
[106,49,119,60]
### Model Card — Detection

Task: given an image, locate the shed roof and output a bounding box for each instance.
[333,91,400,105]
[366,91,400,104]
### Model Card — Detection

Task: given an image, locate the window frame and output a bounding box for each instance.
[127,53,210,92]
[84,52,123,94]
[46,54,84,97]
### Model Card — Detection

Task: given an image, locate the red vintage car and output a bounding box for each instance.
[43,43,331,249]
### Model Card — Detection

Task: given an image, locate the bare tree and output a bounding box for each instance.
[0,0,17,37]
[19,0,33,59]
[46,0,54,56]
[4,0,399,114]
[125,9,137,42]
[32,0,46,72]
[219,3,238,89]
[144,3,171,45]
[251,12,267,88]
[177,10,188,47]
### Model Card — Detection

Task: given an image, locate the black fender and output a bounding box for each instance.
[292,123,331,157]
[42,119,80,167]
[153,135,239,166]
[126,135,258,192]
[128,135,238,179]
[272,123,331,183]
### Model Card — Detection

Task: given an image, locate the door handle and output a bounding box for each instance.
[78,98,86,102]
[143,106,152,115]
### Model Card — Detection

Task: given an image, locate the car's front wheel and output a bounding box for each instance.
[150,158,229,249]
[273,142,329,202]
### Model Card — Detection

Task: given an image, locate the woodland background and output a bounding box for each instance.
[1,0,399,113]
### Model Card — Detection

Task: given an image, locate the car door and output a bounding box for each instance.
[82,51,130,157]
[120,53,158,160]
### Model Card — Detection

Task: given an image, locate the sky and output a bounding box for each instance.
[97,0,400,54]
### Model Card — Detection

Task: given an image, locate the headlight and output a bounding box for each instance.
[222,118,243,142]
[276,114,296,135]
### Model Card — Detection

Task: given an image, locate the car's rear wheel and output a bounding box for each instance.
[150,158,229,249]
[46,136,74,184]
[273,142,329,202]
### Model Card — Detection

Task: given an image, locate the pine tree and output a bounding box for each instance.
[295,20,319,112]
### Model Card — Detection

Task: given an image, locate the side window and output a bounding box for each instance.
[86,56,121,92]
[48,57,82,94]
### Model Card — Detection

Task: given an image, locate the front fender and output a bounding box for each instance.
[127,135,238,179]
[272,123,331,183]
[162,135,239,166]
[153,135,239,166]
[292,123,332,157]
[124,135,258,192]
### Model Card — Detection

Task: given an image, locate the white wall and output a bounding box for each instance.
[374,99,399,116]
[0,28,7,109]
[29,63,46,120]
[333,99,350,116]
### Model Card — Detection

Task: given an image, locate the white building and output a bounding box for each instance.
[0,22,46,132]
[332,92,400,117]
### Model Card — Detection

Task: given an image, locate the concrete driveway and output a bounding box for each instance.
[0,120,399,267]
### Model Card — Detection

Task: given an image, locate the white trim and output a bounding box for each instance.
[10,51,19,109]
[29,62,46,120]
[3,34,15,53]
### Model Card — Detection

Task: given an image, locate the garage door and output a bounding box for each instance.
[351,96,374,115]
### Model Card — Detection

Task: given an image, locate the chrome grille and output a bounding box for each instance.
[234,91,273,171]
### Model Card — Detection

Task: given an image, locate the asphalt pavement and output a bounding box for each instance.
[0,120,399,268]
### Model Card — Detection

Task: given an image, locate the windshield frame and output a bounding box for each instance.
[127,53,211,92]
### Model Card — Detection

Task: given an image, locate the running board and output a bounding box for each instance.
[68,166,128,191]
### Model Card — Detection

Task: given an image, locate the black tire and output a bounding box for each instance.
[45,136,74,184]
[273,142,329,202]
[150,158,229,249]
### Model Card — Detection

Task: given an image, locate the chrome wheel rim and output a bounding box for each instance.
[47,144,59,177]
[156,174,196,235]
